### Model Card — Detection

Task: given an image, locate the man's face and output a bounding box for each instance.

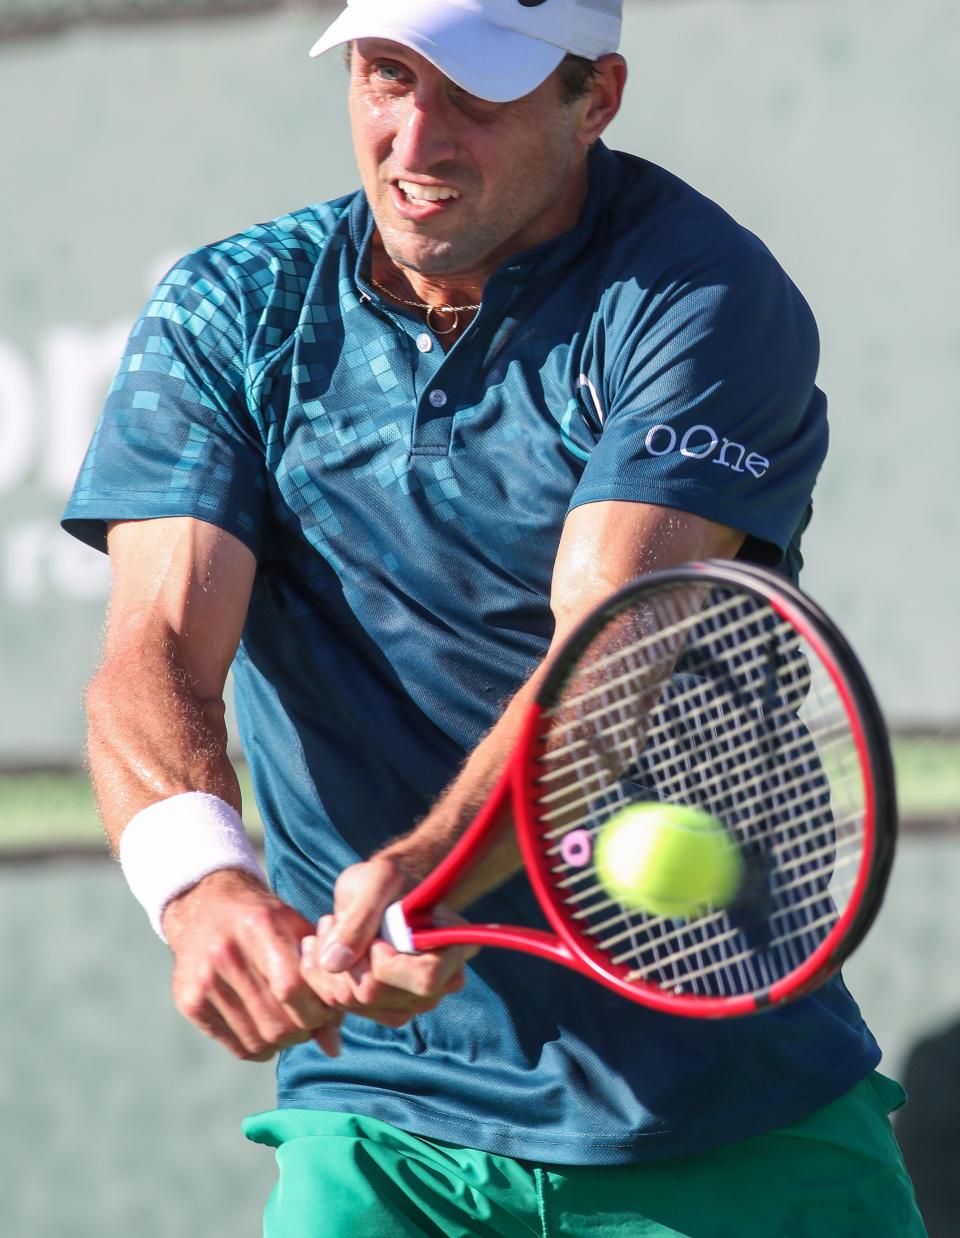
[348,39,593,279]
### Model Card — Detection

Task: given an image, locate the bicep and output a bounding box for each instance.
[104,517,257,696]
[549,500,743,639]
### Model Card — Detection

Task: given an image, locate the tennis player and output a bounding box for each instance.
[63,1,925,1233]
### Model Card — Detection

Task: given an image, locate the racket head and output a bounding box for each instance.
[517,560,896,1017]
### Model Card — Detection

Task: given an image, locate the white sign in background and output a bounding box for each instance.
[1,325,121,604]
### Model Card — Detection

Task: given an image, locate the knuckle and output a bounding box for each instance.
[234,904,287,950]
[305,984,335,1012]
[241,1045,275,1063]
[178,999,204,1024]
[279,1006,312,1032]
[271,972,305,1005]
[278,1027,313,1049]
[301,971,334,1002]
[208,938,241,972]
[174,984,209,1021]
[257,1025,288,1050]
[329,977,355,1007]
[244,904,280,935]
[237,1030,271,1058]
[412,964,442,997]
[265,1008,299,1039]
[283,993,327,1028]
[354,976,384,1005]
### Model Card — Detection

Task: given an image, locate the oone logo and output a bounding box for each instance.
[643,423,771,479]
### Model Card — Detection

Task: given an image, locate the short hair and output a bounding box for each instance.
[556,53,601,104]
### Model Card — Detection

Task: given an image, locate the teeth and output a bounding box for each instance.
[397,180,460,203]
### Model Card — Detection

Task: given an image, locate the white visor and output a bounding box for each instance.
[309,0,568,103]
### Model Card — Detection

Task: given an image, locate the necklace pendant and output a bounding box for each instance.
[427,305,459,335]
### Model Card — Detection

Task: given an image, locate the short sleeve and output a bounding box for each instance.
[570,237,828,564]
[62,249,269,557]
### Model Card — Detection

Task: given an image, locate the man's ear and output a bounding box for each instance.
[580,53,627,146]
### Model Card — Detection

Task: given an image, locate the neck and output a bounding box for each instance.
[370,244,484,313]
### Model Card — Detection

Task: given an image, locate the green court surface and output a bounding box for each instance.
[1,736,955,854]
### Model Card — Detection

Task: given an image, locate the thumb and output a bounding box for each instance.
[320,857,409,973]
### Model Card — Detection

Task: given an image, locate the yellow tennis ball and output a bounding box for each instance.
[595,803,742,919]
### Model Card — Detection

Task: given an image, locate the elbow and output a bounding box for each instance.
[84,659,126,753]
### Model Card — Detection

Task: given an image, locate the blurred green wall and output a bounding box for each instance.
[0,0,958,764]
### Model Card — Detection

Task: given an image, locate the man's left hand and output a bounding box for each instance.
[299,857,478,1027]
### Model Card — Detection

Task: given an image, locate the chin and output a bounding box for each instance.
[381,233,466,277]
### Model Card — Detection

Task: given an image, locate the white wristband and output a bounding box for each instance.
[119,792,266,942]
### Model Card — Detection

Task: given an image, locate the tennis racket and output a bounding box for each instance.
[381,560,897,1018]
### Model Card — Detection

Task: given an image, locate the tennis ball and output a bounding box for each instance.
[595,804,742,919]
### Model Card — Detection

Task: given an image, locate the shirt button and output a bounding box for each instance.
[428,389,448,408]
[416,333,433,353]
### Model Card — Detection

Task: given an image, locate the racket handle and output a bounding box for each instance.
[381,901,417,954]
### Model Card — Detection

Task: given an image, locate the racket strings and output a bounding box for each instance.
[538,619,814,792]
[564,745,844,993]
[564,812,853,968]
[537,684,839,818]
[598,847,856,961]
[532,585,866,1001]
[554,803,859,903]
[539,722,846,841]
[623,903,844,987]
[537,649,840,837]
[543,601,787,746]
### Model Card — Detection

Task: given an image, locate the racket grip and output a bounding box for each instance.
[381,901,417,953]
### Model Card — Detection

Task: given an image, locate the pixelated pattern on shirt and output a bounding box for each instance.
[61,149,858,1167]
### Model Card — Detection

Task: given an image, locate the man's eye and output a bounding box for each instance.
[373,62,405,84]
[451,90,498,120]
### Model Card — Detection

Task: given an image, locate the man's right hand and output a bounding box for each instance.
[161,868,343,1062]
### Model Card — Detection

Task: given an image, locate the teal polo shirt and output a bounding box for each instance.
[63,142,879,1164]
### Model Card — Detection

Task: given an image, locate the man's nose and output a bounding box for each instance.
[392,94,459,172]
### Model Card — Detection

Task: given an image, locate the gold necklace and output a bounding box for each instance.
[368,276,481,336]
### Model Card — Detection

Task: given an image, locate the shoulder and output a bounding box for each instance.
[141,194,360,359]
[591,150,819,384]
[600,150,796,285]
[198,195,354,281]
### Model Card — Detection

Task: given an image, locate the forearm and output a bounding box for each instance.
[86,632,241,853]
[378,658,551,911]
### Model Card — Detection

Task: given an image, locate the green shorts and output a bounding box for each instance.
[244,1072,926,1237]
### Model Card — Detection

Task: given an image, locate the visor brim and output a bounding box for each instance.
[309,2,566,103]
